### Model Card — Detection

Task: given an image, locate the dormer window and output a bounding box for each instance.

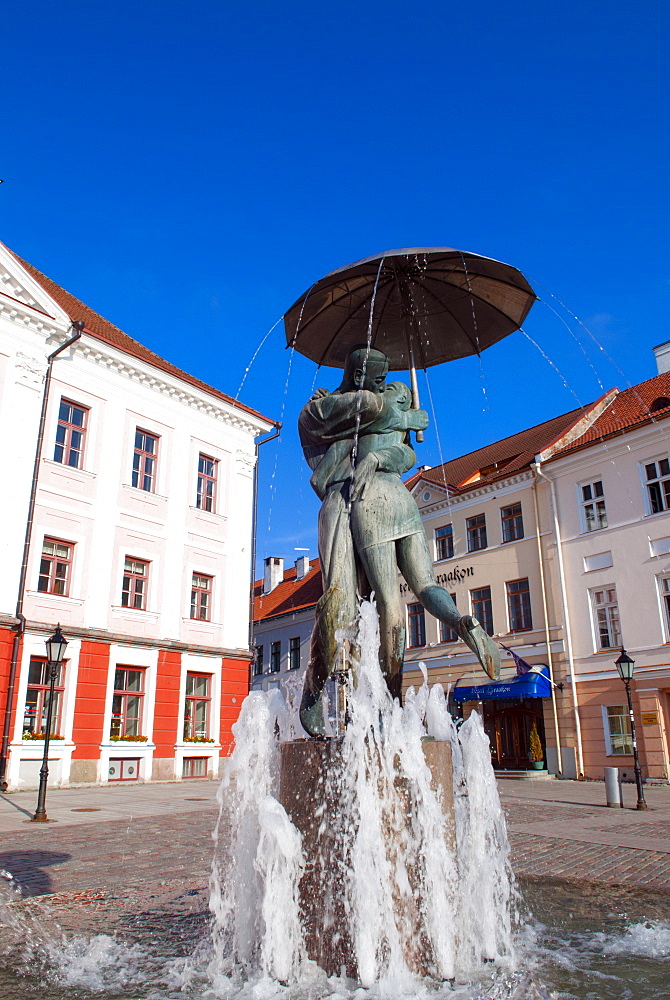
[650,396,670,413]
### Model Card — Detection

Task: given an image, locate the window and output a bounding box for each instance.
[466,514,487,552]
[110,668,144,738]
[661,578,670,636]
[289,636,301,670]
[605,705,633,755]
[435,524,454,561]
[501,503,524,542]
[183,757,208,778]
[190,573,212,621]
[254,645,264,676]
[184,673,211,739]
[645,459,670,514]
[270,641,281,673]
[132,429,158,492]
[507,579,532,631]
[23,657,65,735]
[108,758,140,781]
[197,454,217,512]
[592,587,621,649]
[38,538,73,596]
[408,603,426,647]
[581,481,608,531]
[471,586,493,635]
[121,557,149,610]
[439,595,459,643]
[54,399,87,469]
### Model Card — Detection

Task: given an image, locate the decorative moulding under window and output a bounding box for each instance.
[583,551,613,572]
[650,537,670,557]
[121,483,168,502]
[111,606,160,623]
[43,459,97,480]
[25,591,85,607]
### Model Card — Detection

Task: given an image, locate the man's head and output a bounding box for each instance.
[340,346,389,394]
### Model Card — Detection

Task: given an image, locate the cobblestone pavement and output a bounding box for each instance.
[2,777,670,901]
[498,777,670,892]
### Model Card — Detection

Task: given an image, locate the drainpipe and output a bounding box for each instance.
[532,460,585,778]
[531,468,563,775]
[0,322,84,790]
[248,423,282,687]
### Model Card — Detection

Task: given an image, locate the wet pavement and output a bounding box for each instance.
[1,776,670,898]
[499,777,670,893]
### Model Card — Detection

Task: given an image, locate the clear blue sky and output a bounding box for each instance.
[3,2,669,573]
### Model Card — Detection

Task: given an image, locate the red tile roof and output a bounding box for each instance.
[405,404,592,495]
[6,246,277,428]
[253,559,322,622]
[549,370,670,457]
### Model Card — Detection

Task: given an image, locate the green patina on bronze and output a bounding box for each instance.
[298,346,501,737]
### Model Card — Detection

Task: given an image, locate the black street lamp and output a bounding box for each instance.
[31,624,68,823]
[614,647,648,811]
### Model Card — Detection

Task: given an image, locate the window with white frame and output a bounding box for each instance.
[132,429,158,492]
[581,481,607,532]
[196,454,217,512]
[254,644,264,676]
[661,577,670,637]
[38,538,73,596]
[604,705,633,755]
[190,573,212,621]
[645,458,670,514]
[122,557,149,610]
[110,667,145,738]
[591,587,621,649]
[439,594,459,642]
[54,399,88,469]
[289,636,301,670]
[501,503,524,542]
[183,673,211,739]
[408,603,426,647]
[435,524,454,561]
[23,657,65,735]
[506,578,533,631]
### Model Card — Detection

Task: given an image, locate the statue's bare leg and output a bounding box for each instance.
[396,532,500,680]
[357,541,405,702]
[300,485,359,736]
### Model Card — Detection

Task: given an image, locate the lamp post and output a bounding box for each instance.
[614,647,648,811]
[31,625,68,823]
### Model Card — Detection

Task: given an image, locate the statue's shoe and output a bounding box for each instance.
[299,695,327,738]
[457,616,500,680]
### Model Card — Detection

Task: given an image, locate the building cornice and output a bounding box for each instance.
[59,332,269,438]
[0,616,252,659]
[418,469,534,516]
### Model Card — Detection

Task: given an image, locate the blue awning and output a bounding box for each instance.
[452,666,551,702]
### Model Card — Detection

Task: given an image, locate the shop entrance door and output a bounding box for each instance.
[482,697,546,770]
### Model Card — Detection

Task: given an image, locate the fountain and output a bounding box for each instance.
[210,601,515,990]
[2,249,670,999]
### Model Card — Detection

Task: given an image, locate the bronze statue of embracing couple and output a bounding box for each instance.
[298,345,500,737]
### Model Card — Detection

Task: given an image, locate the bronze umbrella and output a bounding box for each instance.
[284,247,536,440]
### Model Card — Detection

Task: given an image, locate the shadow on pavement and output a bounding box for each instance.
[0,793,33,818]
[0,850,71,896]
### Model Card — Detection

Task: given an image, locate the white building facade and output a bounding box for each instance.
[0,242,275,789]
[539,362,670,782]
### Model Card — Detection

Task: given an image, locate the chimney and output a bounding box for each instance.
[295,555,310,580]
[653,341,670,375]
[263,556,284,594]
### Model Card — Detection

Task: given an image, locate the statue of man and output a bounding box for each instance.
[298,347,499,737]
